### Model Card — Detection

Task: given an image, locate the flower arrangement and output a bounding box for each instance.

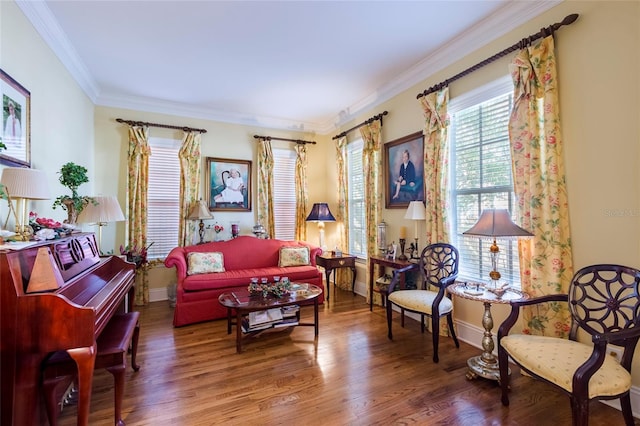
[214,224,224,234]
[248,277,291,298]
[120,242,154,269]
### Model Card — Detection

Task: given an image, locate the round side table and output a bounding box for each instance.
[448,282,528,382]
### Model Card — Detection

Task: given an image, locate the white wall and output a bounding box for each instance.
[0,1,95,225]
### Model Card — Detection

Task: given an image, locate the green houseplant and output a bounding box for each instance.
[52,162,95,224]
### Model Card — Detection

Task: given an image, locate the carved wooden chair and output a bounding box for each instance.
[498,264,640,426]
[386,243,460,363]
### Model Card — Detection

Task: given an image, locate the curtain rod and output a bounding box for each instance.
[253,135,317,145]
[332,111,388,140]
[115,118,207,134]
[416,13,579,99]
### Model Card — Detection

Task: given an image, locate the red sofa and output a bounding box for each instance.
[164,236,324,326]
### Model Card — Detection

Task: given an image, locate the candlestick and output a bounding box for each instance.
[398,238,408,260]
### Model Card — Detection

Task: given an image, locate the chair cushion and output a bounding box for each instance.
[501,334,631,399]
[388,290,453,315]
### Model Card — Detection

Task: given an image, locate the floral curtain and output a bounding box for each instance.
[127,125,151,306]
[256,139,275,238]
[178,131,201,247]
[294,144,308,241]
[419,88,451,245]
[334,136,352,289]
[360,121,383,305]
[509,35,573,337]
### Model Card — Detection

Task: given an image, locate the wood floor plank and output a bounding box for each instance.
[55,288,638,426]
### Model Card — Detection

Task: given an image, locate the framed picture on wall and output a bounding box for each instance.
[384,131,425,209]
[205,157,252,212]
[0,69,30,167]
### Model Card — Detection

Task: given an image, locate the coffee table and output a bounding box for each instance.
[218,284,322,353]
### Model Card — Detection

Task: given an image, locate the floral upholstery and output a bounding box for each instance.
[501,334,630,398]
[278,246,310,267]
[187,252,225,275]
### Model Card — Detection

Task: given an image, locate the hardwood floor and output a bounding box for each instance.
[57,288,636,426]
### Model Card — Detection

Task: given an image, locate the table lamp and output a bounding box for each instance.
[463,208,533,286]
[306,202,335,250]
[0,167,51,240]
[404,200,426,260]
[188,199,213,244]
[77,195,125,253]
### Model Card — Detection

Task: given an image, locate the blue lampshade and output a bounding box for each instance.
[306,203,336,222]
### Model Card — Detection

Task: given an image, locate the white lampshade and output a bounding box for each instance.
[77,196,125,224]
[463,209,533,239]
[0,167,50,199]
[404,201,426,220]
[188,199,213,220]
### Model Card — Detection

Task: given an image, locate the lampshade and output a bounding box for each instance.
[404,201,426,220]
[77,196,125,224]
[463,209,533,239]
[188,200,213,220]
[0,167,50,199]
[306,203,336,222]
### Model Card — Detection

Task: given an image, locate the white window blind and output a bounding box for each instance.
[450,82,522,287]
[347,139,366,258]
[272,148,296,241]
[147,137,181,259]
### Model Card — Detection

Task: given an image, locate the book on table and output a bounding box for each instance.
[242,306,300,333]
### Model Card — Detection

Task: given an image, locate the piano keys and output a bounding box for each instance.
[0,233,135,425]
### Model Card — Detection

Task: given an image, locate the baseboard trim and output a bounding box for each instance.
[454,319,640,418]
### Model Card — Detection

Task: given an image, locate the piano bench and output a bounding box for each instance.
[42,312,141,426]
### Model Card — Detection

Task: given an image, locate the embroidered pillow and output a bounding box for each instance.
[187,252,225,275]
[279,246,310,267]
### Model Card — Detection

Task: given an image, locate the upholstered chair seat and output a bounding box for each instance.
[388,291,453,317]
[501,335,631,398]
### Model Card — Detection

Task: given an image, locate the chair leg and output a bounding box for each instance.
[432,315,439,363]
[571,396,589,426]
[420,314,425,333]
[447,313,459,348]
[620,394,634,425]
[498,344,510,406]
[386,301,393,340]
[400,308,405,328]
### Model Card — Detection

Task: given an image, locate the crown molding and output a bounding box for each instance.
[19,0,561,135]
[16,0,100,102]
[329,0,562,131]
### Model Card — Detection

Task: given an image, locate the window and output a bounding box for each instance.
[449,78,523,287]
[147,137,181,259]
[272,148,296,240]
[347,139,367,258]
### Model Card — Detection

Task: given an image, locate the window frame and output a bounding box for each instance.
[346,138,367,259]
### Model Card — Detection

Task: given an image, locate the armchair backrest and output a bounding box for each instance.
[418,243,459,291]
[569,264,640,368]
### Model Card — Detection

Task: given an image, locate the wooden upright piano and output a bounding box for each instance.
[0,233,135,425]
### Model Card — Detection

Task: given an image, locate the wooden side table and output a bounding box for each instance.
[368,255,417,311]
[447,282,528,382]
[315,252,356,301]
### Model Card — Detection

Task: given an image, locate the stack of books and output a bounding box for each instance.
[241,305,300,333]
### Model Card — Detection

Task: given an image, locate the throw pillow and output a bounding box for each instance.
[279,246,310,267]
[187,252,225,275]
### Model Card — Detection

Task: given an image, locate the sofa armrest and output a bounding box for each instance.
[164,246,188,281]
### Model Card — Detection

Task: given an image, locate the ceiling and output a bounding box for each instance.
[17,1,559,134]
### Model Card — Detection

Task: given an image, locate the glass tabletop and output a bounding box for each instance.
[218,283,322,310]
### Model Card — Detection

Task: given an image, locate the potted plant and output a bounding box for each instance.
[52,162,95,224]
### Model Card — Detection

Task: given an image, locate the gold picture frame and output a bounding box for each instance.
[205,157,252,212]
[0,69,31,167]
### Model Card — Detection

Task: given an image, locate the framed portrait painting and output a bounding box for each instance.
[384,131,425,209]
[0,69,30,167]
[206,157,252,212]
